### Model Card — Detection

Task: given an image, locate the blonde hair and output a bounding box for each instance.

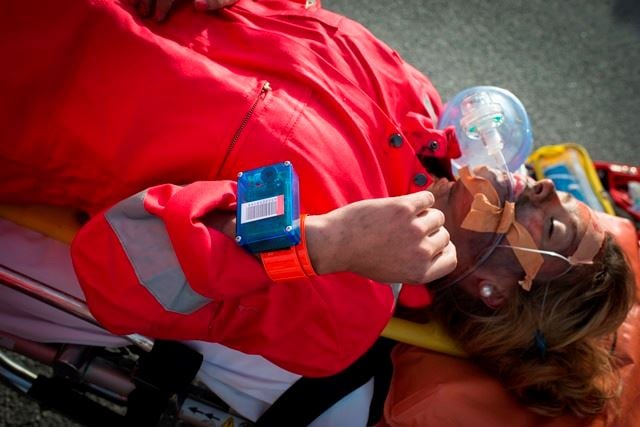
[429,234,635,417]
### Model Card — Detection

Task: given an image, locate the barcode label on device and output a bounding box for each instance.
[240,195,285,224]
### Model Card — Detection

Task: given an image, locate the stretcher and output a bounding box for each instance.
[1,163,639,426]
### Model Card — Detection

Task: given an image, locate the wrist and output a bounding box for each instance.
[305,213,348,275]
[260,214,317,281]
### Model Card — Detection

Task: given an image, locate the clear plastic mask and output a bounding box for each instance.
[438,86,534,182]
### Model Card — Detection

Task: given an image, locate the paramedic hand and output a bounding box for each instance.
[306,191,457,284]
[133,0,238,21]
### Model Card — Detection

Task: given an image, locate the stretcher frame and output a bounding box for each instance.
[0,207,258,426]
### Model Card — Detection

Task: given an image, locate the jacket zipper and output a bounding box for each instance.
[216,82,271,177]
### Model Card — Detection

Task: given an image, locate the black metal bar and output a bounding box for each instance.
[0,263,153,352]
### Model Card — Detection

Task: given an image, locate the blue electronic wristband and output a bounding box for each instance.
[235,161,301,253]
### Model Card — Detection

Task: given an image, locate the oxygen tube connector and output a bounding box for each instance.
[459,90,513,191]
[439,86,533,179]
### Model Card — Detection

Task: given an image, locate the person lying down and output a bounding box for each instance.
[0,0,634,424]
[0,164,633,425]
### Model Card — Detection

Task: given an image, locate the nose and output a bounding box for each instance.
[530,179,557,203]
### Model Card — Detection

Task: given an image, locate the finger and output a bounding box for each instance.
[155,0,176,21]
[423,241,457,283]
[418,208,446,234]
[406,190,435,212]
[423,226,450,256]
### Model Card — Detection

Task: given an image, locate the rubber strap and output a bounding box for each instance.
[260,214,316,281]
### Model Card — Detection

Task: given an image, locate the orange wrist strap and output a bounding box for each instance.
[260,214,317,281]
[295,214,317,277]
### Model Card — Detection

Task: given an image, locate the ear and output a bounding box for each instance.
[458,267,520,309]
[476,280,506,309]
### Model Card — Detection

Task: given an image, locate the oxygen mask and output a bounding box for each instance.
[436,86,535,288]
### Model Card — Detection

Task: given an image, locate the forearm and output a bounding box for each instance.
[71,181,271,325]
[200,209,341,275]
[201,191,457,284]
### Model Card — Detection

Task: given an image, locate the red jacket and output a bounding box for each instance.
[0,0,459,376]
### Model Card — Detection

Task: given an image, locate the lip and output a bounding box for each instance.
[512,174,526,199]
[470,166,512,202]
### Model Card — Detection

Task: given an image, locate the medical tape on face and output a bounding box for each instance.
[459,168,607,291]
[498,208,606,288]
[458,167,544,291]
[568,203,605,265]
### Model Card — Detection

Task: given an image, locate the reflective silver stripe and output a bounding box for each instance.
[389,282,402,309]
[423,95,438,124]
[105,190,212,314]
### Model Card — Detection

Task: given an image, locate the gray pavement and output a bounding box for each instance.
[327,0,640,164]
[2,0,639,425]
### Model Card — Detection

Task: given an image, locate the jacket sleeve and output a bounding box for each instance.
[70,180,397,379]
[70,180,272,338]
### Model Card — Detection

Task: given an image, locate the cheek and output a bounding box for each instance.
[457,279,477,298]
[446,185,473,233]
[516,206,545,244]
[451,229,499,265]
[447,227,469,252]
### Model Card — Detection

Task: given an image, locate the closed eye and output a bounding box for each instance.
[548,217,555,239]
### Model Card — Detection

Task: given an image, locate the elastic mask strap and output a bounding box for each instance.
[497,244,574,263]
[497,244,575,283]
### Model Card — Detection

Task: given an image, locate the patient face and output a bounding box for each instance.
[432,167,597,289]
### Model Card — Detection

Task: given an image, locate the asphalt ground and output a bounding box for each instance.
[2,0,639,425]
[327,0,640,164]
